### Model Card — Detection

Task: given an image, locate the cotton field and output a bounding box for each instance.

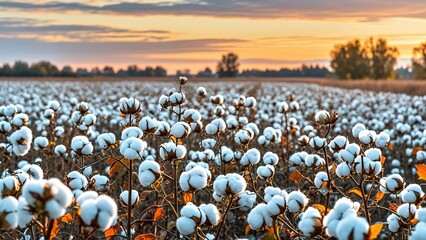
[0,79,425,240]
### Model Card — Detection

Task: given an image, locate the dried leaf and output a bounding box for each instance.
[348,187,363,198]
[311,204,326,215]
[245,225,251,235]
[123,182,129,190]
[106,156,116,165]
[289,169,303,185]
[411,218,419,225]
[60,213,73,224]
[368,223,383,240]
[154,207,165,221]
[412,147,423,156]
[389,203,398,212]
[262,226,278,240]
[108,158,130,176]
[387,142,394,151]
[380,156,386,165]
[415,164,426,181]
[135,234,158,240]
[105,225,120,240]
[183,192,193,203]
[375,191,385,202]
[50,220,60,240]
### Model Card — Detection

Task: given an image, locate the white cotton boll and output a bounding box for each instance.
[138,160,161,187]
[83,166,92,177]
[170,122,191,138]
[352,123,366,138]
[417,151,426,162]
[358,129,377,145]
[380,174,404,194]
[67,171,88,190]
[17,197,33,228]
[179,166,208,191]
[0,176,19,197]
[10,126,32,156]
[212,192,224,202]
[289,101,299,111]
[45,199,65,219]
[336,217,369,240]
[4,104,17,117]
[264,186,287,203]
[71,136,93,156]
[83,114,97,126]
[245,123,259,136]
[329,135,347,152]
[12,113,28,127]
[91,175,110,192]
[248,203,273,230]
[397,203,417,219]
[169,92,185,105]
[0,121,12,133]
[309,136,327,150]
[54,126,65,137]
[257,165,275,179]
[177,216,196,235]
[120,137,147,160]
[21,164,43,180]
[119,97,141,114]
[96,133,116,150]
[121,127,143,141]
[237,191,257,211]
[33,136,49,151]
[410,222,426,240]
[287,191,308,213]
[365,148,382,162]
[221,146,234,163]
[314,171,329,188]
[263,152,279,165]
[354,156,371,174]
[336,162,351,178]
[155,121,171,136]
[339,149,356,163]
[244,96,257,108]
[79,199,98,225]
[289,151,308,166]
[375,132,390,148]
[315,110,330,124]
[213,173,246,196]
[138,116,159,134]
[387,214,400,232]
[0,196,18,229]
[257,135,268,146]
[240,148,261,166]
[401,184,424,203]
[234,129,253,145]
[226,117,239,129]
[305,154,325,167]
[298,207,322,237]
[201,138,216,150]
[267,195,286,216]
[47,100,60,111]
[415,208,426,223]
[276,101,289,113]
[199,204,221,226]
[263,127,279,142]
[159,142,187,161]
[18,160,29,169]
[120,190,139,206]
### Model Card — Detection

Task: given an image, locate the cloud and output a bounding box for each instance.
[0,18,171,41]
[1,0,426,21]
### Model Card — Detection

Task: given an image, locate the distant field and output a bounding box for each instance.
[1,77,426,95]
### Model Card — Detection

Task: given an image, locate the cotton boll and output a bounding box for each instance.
[415,208,426,223]
[159,142,187,161]
[309,136,327,150]
[237,191,257,211]
[71,136,93,156]
[314,171,329,188]
[375,132,390,148]
[287,191,308,213]
[138,160,161,187]
[264,186,287,203]
[352,123,366,138]
[336,162,351,178]
[120,137,147,160]
[213,173,246,197]
[21,164,43,180]
[17,197,33,228]
[417,151,426,162]
[176,216,196,235]
[387,213,400,232]
[170,122,191,139]
[365,148,382,162]
[401,184,424,203]
[10,126,32,156]
[336,217,369,240]
[397,203,417,219]
[76,191,99,205]
[263,152,279,165]
[91,175,110,192]
[11,113,29,127]
[240,148,261,166]
[410,222,426,240]
[199,204,221,226]
[379,174,404,194]
[305,154,325,167]
[120,190,139,206]
[0,196,19,229]
[267,195,286,216]
[358,129,377,145]
[315,110,331,125]
[179,166,208,191]
[67,171,88,190]
[119,97,141,115]
[33,136,49,151]
[221,146,234,163]
[97,133,116,150]
[247,203,273,230]
[257,165,275,180]
[234,129,253,145]
[155,121,171,136]
[289,151,308,166]
[298,207,322,237]
[329,135,347,152]
[121,127,143,141]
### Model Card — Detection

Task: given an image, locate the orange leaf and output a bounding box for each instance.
[108,158,130,176]
[415,164,426,181]
[289,169,303,185]
[105,225,120,240]
[375,191,385,202]
[380,156,386,165]
[135,234,158,240]
[412,147,423,156]
[154,207,165,221]
[411,218,419,225]
[387,142,394,151]
[368,223,383,240]
[389,203,398,212]
[50,220,60,240]
[312,204,326,214]
[60,213,73,224]
[262,226,278,240]
[348,188,363,198]
[183,192,193,203]
[106,156,117,165]
[245,225,251,235]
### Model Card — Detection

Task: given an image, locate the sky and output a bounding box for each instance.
[1,0,426,74]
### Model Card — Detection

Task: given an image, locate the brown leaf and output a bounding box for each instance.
[50,220,60,240]
[387,142,394,151]
[348,187,363,198]
[123,182,129,190]
[411,218,419,225]
[154,207,165,221]
[262,226,278,240]
[60,213,73,224]
[106,156,117,165]
[105,225,120,240]
[289,169,303,185]
[183,192,193,203]
[389,203,398,212]
[311,204,326,216]
[135,234,158,240]
[415,164,426,181]
[245,225,251,235]
[375,191,385,202]
[108,158,130,176]
[380,156,386,165]
[368,223,383,240]
[412,147,423,156]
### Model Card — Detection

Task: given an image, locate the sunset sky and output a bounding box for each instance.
[1,0,426,73]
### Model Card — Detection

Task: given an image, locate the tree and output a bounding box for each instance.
[412,41,426,80]
[217,53,240,77]
[330,39,370,80]
[0,63,12,76]
[12,61,31,76]
[30,61,59,76]
[367,38,399,80]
